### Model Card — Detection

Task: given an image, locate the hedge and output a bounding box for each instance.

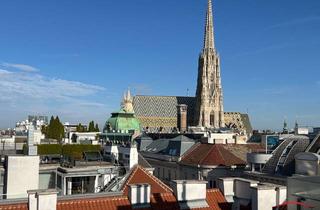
[38,144,62,155]
[62,144,101,160]
[23,144,101,160]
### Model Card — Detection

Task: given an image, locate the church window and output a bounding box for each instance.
[210,111,215,126]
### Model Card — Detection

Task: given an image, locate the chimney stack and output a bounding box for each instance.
[128,183,151,208]
[171,180,208,209]
[28,189,58,210]
[177,104,188,132]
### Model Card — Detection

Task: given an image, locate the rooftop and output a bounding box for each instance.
[180,143,263,167]
[0,165,231,210]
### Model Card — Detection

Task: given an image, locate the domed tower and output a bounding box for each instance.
[104,90,140,133]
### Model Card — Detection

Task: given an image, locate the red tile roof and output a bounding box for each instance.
[0,165,230,210]
[0,203,27,210]
[122,165,172,195]
[0,190,229,210]
[180,143,247,167]
[57,196,131,210]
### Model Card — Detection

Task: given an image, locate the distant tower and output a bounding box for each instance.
[121,89,134,113]
[177,104,188,132]
[283,119,288,134]
[195,0,224,128]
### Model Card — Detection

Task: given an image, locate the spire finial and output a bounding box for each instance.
[204,0,215,49]
[121,88,134,113]
[126,88,131,100]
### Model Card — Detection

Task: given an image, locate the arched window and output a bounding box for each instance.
[210,111,215,126]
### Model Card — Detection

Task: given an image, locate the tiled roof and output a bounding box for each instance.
[133,95,196,127]
[222,144,264,161]
[57,196,131,210]
[180,143,249,167]
[133,95,196,119]
[0,203,27,210]
[121,165,172,195]
[0,190,229,210]
[204,189,232,210]
[0,165,230,210]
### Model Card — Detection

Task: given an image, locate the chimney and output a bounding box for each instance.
[177,104,188,132]
[128,183,151,208]
[27,126,38,156]
[28,189,58,210]
[129,144,138,169]
[171,180,208,209]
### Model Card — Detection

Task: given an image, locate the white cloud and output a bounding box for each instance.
[266,16,320,30]
[1,62,39,72]
[0,70,110,127]
[0,70,105,101]
[0,69,12,75]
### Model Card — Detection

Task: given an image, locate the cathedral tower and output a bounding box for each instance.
[195,0,224,128]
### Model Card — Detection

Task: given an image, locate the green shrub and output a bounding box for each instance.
[62,144,101,160]
[36,144,101,160]
[37,144,62,155]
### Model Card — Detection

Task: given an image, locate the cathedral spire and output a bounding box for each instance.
[195,0,224,128]
[204,0,215,49]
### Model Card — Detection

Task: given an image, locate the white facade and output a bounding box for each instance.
[172,180,207,201]
[28,189,58,210]
[295,152,320,176]
[5,156,40,199]
[295,127,309,135]
[67,132,100,144]
[104,144,138,169]
[207,132,235,144]
[0,136,15,143]
[28,128,44,145]
[247,153,272,172]
[217,177,286,210]
[216,177,235,202]
[171,180,209,209]
[128,184,151,206]
[16,117,47,134]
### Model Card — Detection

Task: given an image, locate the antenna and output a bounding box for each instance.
[186,88,189,96]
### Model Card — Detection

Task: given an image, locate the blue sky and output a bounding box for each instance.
[0,0,319,130]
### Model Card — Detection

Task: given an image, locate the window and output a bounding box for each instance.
[209,180,216,188]
[169,149,177,156]
[118,153,123,160]
[57,175,62,189]
[125,154,130,159]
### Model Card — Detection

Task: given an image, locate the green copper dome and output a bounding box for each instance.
[104,108,141,133]
[104,89,140,133]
